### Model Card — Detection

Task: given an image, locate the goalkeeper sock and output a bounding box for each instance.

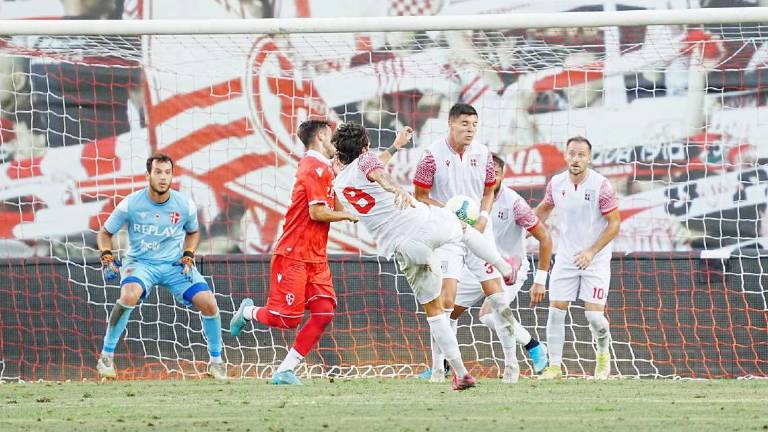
[201,312,223,361]
[460,228,512,275]
[276,348,303,373]
[546,307,567,366]
[480,313,517,366]
[101,301,135,357]
[426,314,467,377]
[585,311,611,354]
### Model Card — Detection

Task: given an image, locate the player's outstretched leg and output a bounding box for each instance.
[98,283,142,380]
[540,306,567,380]
[586,310,612,380]
[230,298,254,337]
[459,227,517,285]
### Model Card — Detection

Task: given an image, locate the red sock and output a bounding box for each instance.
[255,307,302,329]
[293,297,335,357]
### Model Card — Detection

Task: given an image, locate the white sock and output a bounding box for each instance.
[276,348,303,373]
[585,311,611,354]
[486,292,517,336]
[426,314,467,377]
[514,320,532,346]
[243,305,259,321]
[480,314,517,366]
[430,309,453,371]
[461,228,511,275]
[210,355,223,364]
[546,307,567,366]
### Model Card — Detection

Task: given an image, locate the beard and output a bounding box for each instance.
[150,182,171,195]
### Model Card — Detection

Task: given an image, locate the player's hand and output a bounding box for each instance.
[393,126,413,149]
[345,213,359,223]
[530,283,546,305]
[474,216,488,233]
[179,251,195,282]
[393,189,416,210]
[574,249,594,270]
[100,251,121,282]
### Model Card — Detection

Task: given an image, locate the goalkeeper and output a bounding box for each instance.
[95,153,226,380]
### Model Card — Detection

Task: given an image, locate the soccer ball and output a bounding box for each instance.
[445,195,480,226]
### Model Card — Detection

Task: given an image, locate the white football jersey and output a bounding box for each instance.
[544,169,619,264]
[334,152,429,257]
[413,138,495,203]
[492,187,539,264]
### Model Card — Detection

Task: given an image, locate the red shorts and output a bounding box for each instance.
[265,254,336,318]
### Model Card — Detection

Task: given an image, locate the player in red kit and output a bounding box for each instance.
[229,119,358,385]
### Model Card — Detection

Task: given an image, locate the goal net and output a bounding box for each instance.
[0,6,766,380]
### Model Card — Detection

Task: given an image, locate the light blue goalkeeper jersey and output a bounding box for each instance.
[104,188,199,264]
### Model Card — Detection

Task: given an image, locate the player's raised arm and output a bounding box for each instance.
[412,151,444,207]
[367,164,415,210]
[379,126,413,165]
[528,222,552,305]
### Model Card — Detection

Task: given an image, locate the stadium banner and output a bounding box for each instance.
[0,0,766,259]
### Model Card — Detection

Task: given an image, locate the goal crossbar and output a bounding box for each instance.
[3,7,768,35]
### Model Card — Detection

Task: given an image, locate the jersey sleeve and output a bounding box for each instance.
[512,197,539,231]
[413,151,436,189]
[543,179,555,206]
[358,152,385,180]
[103,197,129,234]
[599,179,619,215]
[183,196,200,233]
[304,164,333,207]
[484,153,496,187]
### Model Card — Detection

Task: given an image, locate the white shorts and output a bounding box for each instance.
[394,206,464,304]
[436,220,501,283]
[549,258,611,305]
[455,259,529,308]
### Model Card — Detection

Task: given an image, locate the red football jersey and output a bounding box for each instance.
[274,151,335,262]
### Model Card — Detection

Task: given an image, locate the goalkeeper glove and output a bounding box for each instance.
[101,250,121,282]
[179,250,195,282]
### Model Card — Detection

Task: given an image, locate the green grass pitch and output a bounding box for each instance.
[0,378,765,431]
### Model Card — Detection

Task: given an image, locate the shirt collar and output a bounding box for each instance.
[306,149,332,166]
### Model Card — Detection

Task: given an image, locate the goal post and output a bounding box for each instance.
[0,7,766,381]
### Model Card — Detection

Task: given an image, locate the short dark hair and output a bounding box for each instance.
[332,122,369,164]
[297,119,331,148]
[146,153,174,173]
[448,103,478,120]
[491,153,505,171]
[566,136,592,151]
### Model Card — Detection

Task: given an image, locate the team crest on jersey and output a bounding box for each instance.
[154,213,160,220]
[445,160,451,167]
[276,273,283,283]
[585,190,595,201]
[169,211,181,225]
[316,167,324,177]
[285,293,295,305]
[497,209,508,221]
